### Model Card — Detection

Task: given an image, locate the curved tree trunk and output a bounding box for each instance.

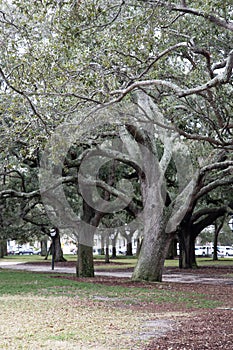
[132,226,171,282]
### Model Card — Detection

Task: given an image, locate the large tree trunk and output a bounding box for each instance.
[132,184,171,281]
[132,224,171,282]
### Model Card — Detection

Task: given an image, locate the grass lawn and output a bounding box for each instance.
[0,259,230,350]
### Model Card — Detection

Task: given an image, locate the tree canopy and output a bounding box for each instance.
[0,0,232,280]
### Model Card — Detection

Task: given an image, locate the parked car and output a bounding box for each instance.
[217,246,233,257]
[195,246,213,257]
[225,247,233,256]
[14,248,34,255]
[33,249,41,255]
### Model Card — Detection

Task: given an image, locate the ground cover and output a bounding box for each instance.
[0,257,233,349]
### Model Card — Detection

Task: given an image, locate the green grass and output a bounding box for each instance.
[0,269,221,309]
[0,262,229,349]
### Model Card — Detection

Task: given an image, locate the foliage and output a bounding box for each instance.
[0,0,232,278]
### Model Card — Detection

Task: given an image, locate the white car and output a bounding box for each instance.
[195,246,213,257]
[217,246,233,257]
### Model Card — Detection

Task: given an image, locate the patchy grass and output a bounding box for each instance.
[0,270,221,308]
[0,266,230,349]
[0,270,189,350]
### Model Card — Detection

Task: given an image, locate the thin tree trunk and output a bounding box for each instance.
[54,233,66,262]
[213,217,225,261]
[111,246,117,259]
[40,239,47,256]
[105,235,110,263]
[100,235,105,255]
[126,240,133,256]
[136,238,142,258]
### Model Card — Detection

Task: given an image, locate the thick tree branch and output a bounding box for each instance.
[195,176,233,201]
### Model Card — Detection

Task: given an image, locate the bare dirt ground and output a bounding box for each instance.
[1,260,233,349]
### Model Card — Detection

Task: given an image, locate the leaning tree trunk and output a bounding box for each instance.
[132,223,171,282]
[131,157,172,282]
[132,184,172,282]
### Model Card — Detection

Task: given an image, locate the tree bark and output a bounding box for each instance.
[54,233,66,262]
[126,240,133,256]
[0,240,7,258]
[76,200,101,277]
[40,239,47,256]
[76,243,94,277]
[136,238,142,258]
[105,235,110,263]
[111,245,117,259]
[213,217,225,260]
[178,230,197,269]
[132,225,171,282]
[166,237,178,259]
